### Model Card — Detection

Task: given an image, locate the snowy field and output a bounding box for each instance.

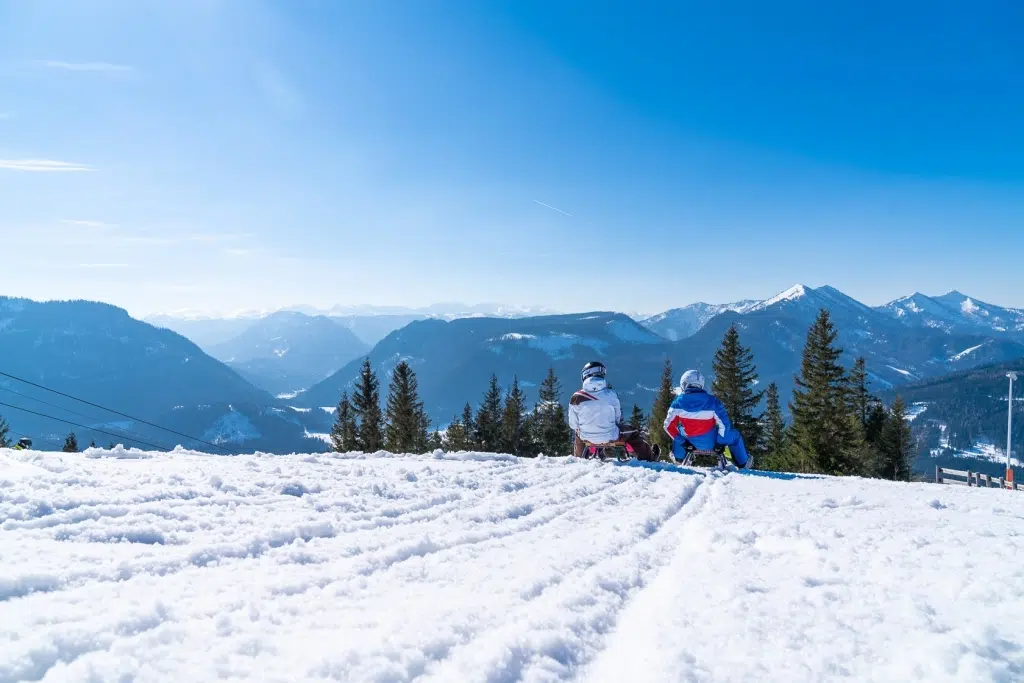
[2,448,1024,683]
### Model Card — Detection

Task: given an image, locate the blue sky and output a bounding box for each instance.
[1,0,1022,317]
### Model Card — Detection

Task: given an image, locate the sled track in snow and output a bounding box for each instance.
[0,451,724,682]
[6,450,1024,682]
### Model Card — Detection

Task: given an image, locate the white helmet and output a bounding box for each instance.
[680,369,705,391]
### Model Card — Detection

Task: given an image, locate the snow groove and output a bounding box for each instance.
[4,451,1023,682]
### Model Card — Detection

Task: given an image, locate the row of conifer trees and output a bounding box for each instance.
[330,308,916,480]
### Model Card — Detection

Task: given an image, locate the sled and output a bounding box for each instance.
[580,439,634,463]
[670,443,733,470]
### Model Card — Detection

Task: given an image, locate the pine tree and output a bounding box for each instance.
[788,309,859,475]
[443,415,470,451]
[475,374,503,452]
[865,402,888,447]
[629,404,648,434]
[712,324,764,453]
[63,432,79,453]
[0,414,10,448]
[759,382,786,470]
[461,403,477,449]
[330,392,359,453]
[352,358,384,452]
[384,361,427,453]
[427,430,443,452]
[499,376,528,456]
[535,367,570,456]
[879,396,914,481]
[649,359,674,454]
[89,440,97,449]
[416,406,432,453]
[848,358,871,428]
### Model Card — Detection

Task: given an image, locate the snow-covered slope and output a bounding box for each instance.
[878,290,1024,339]
[3,449,1022,682]
[641,300,760,341]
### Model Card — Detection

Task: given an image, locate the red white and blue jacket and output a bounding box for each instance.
[663,387,746,460]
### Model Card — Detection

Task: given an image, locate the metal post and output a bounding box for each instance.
[1008,372,1018,486]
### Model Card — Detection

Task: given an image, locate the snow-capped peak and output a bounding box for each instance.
[758,284,808,309]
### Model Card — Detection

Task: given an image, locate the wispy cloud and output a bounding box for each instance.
[61,219,118,229]
[36,60,134,73]
[0,159,93,172]
[0,112,10,120]
[189,232,251,244]
[533,199,572,217]
[224,248,250,256]
[78,263,134,269]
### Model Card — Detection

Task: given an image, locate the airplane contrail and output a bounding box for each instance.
[533,199,572,217]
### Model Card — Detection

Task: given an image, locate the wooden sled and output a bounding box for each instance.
[579,438,634,462]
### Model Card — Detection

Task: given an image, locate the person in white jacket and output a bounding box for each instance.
[568,361,658,461]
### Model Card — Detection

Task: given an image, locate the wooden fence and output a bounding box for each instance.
[935,466,1024,491]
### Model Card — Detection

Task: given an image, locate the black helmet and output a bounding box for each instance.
[581,361,606,383]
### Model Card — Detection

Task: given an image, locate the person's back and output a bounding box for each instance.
[664,370,751,468]
[568,366,621,445]
[568,361,657,461]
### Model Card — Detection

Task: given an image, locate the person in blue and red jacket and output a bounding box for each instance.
[663,370,752,468]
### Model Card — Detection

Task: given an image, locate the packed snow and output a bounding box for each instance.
[2,449,1024,683]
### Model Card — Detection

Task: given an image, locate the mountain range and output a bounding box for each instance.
[294,284,1024,426]
[0,297,327,453]
[207,312,368,396]
[4,284,1023,453]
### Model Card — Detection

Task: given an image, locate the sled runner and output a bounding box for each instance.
[579,439,634,462]
[670,442,734,469]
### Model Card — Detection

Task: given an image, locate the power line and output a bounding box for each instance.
[0,401,169,451]
[0,370,236,454]
[0,385,174,451]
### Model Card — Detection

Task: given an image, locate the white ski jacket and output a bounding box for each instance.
[568,376,622,444]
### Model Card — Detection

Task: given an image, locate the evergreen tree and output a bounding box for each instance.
[427,430,443,452]
[89,440,97,449]
[63,432,79,453]
[330,392,359,453]
[416,406,432,453]
[534,367,570,456]
[474,374,504,452]
[759,382,786,470]
[712,324,764,453]
[499,376,529,456]
[384,361,427,453]
[865,402,888,448]
[0,414,10,448]
[878,396,914,481]
[443,415,470,452]
[628,404,648,434]
[788,309,859,475]
[649,359,674,455]
[848,358,871,428]
[352,358,384,452]
[461,403,477,449]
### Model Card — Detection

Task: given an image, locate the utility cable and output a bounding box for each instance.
[0,385,173,451]
[0,401,169,451]
[0,370,236,454]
